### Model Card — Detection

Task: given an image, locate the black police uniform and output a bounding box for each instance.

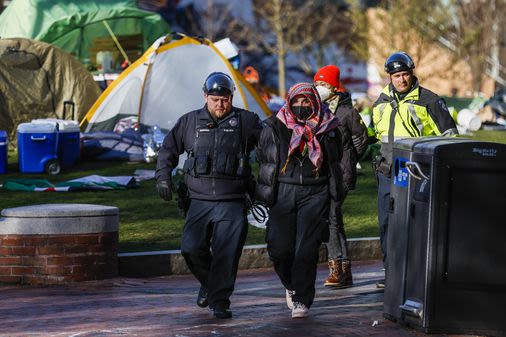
[156,105,262,311]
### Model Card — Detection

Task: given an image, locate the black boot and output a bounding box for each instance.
[197,286,208,308]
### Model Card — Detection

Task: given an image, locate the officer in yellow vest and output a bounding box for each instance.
[372,52,458,288]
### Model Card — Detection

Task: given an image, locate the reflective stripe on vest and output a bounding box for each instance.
[378,103,387,121]
[407,104,423,136]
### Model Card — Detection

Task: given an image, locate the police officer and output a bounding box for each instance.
[372,52,458,288]
[155,72,262,318]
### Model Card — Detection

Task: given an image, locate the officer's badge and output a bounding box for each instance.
[229,118,238,127]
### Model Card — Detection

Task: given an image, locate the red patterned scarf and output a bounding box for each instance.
[276,82,340,173]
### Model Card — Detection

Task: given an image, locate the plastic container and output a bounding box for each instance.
[31,119,80,168]
[96,51,113,73]
[17,122,59,174]
[457,108,482,131]
[0,130,7,174]
[57,121,80,168]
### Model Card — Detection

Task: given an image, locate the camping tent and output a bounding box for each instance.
[0,0,169,64]
[0,38,101,140]
[81,34,271,133]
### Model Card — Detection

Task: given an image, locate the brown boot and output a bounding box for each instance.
[339,259,353,288]
[323,259,341,287]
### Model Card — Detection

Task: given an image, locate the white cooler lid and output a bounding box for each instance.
[31,119,80,132]
[18,122,57,134]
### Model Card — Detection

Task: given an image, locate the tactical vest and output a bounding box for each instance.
[183,111,250,179]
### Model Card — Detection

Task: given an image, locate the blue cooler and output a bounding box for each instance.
[0,130,7,174]
[32,119,80,168]
[57,120,80,168]
[17,122,59,173]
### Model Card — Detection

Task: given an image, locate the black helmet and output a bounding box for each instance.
[384,52,415,74]
[202,72,235,96]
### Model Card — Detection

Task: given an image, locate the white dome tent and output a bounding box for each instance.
[81,33,270,133]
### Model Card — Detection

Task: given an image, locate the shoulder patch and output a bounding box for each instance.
[437,99,449,113]
[229,117,238,127]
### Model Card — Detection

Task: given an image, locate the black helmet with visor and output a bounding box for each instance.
[384,52,415,74]
[202,72,235,96]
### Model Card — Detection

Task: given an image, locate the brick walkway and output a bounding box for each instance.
[0,260,469,337]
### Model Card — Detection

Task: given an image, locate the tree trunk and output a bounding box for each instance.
[488,0,505,88]
[273,0,286,97]
[277,41,286,98]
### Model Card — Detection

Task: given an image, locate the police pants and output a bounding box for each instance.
[181,199,248,309]
[325,191,349,260]
[266,183,329,308]
[377,172,391,263]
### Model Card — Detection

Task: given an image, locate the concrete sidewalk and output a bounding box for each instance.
[0,260,468,337]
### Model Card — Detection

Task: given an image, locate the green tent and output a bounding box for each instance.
[0,0,170,63]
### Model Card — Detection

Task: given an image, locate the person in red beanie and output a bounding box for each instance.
[313,65,368,289]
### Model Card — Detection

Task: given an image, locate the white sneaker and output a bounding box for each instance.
[291,302,309,318]
[285,289,295,309]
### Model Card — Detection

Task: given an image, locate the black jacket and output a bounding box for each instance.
[156,105,262,200]
[330,92,368,191]
[255,116,344,206]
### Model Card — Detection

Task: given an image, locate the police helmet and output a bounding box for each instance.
[202,72,235,96]
[384,52,415,74]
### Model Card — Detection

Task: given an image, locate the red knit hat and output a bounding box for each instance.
[313,65,341,89]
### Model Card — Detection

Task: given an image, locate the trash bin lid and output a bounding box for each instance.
[0,130,6,141]
[17,122,57,134]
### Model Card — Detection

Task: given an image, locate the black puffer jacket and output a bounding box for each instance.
[330,92,368,191]
[255,116,344,206]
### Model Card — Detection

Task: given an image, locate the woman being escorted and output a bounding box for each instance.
[255,82,344,318]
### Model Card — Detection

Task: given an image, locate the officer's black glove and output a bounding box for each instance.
[157,180,172,201]
[176,180,190,218]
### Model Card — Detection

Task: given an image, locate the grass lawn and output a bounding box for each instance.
[1,130,505,253]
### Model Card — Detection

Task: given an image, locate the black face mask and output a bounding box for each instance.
[292,106,313,120]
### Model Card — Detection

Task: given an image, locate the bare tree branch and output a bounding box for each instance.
[360,0,505,94]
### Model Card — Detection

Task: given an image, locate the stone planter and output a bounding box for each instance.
[0,204,119,285]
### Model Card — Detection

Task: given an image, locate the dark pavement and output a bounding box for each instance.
[0,260,473,337]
